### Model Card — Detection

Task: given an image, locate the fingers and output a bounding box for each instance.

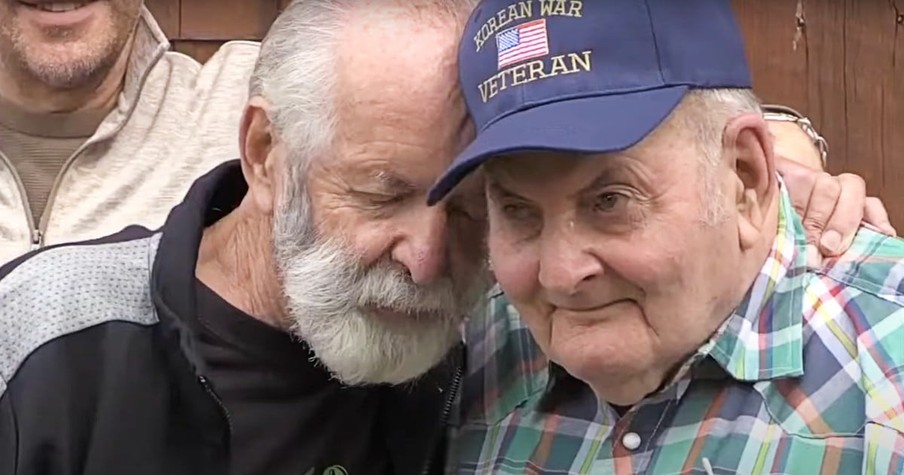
[863,196,897,236]
[819,173,866,257]
[776,157,888,263]
[803,173,844,255]
[777,158,836,267]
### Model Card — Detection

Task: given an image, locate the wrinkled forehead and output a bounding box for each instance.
[336,7,465,109]
[335,9,473,147]
[328,10,474,184]
[484,119,693,195]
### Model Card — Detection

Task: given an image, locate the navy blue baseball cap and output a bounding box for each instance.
[427,0,751,204]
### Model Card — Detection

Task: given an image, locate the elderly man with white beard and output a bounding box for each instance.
[0,1,489,474]
[0,1,894,474]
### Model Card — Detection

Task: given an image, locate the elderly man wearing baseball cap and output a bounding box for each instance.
[432,0,904,473]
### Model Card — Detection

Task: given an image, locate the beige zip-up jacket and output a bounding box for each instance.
[0,7,260,264]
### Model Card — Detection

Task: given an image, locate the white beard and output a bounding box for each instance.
[272,178,488,386]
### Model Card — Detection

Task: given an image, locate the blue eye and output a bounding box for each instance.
[594,193,625,212]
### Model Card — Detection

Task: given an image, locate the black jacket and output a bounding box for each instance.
[0,161,463,475]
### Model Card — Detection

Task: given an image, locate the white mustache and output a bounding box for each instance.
[278,236,486,321]
[353,264,467,316]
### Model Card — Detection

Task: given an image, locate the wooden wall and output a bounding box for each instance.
[145,0,292,62]
[733,0,904,229]
[145,0,904,228]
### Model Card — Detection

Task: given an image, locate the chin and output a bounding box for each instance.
[549,343,658,402]
[20,34,121,88]
[559,358,656,405]
[8,3,129,81]
[291,306,462,386]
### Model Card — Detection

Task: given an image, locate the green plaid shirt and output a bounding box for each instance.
[448,187,904,474]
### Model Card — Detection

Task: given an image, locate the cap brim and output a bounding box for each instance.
[427,85,689,205]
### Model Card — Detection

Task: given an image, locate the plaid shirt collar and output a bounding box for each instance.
[708,181,807,382]
[544,182,807,402]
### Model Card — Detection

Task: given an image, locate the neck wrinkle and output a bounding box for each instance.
[196,205,288,330]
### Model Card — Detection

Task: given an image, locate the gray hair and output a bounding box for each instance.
[679,88,763,168]
[248,0,479,174]
[666,88,762,223]
[248,1,343,171]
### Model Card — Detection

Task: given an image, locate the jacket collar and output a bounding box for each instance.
[381,343,464,474]
[91,6,170,142]
[151,160,246,372]
[124,7,170,107]
[149,160,245,449]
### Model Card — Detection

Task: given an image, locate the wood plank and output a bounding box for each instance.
[885,6,904,229]
[179,0,280,40]
[734,0,900,228]
[842,0,892,214]
[172,40,225,64]
[732,0,809,110]
[144,0,180,38]
[800,0,848,173]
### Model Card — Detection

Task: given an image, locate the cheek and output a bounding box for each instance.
[595,238,689,323]
[616,246,682,287]
[517,307,553,355]
[343,219,397,266]
[487,237,551,351]
[349,231,395,266]
[309,203,394,266]
[609,230,726,341]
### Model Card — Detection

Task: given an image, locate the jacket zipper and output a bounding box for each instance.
[198,375,234,438]
[0,150,42,249]
[419,364,464,475]
[0,141,89,251]
[36,139,96,245]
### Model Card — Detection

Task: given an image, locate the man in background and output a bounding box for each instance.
[0,0,257,262]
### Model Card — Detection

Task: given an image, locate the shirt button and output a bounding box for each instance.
[622,432,642,451]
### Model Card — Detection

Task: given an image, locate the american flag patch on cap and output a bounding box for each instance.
[496,19,550,69]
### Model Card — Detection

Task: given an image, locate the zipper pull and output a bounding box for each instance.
[31,229,44,250]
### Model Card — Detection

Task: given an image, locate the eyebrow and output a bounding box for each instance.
[577,169,621,196]
[486,176,525,201]
[486,167,620,203]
